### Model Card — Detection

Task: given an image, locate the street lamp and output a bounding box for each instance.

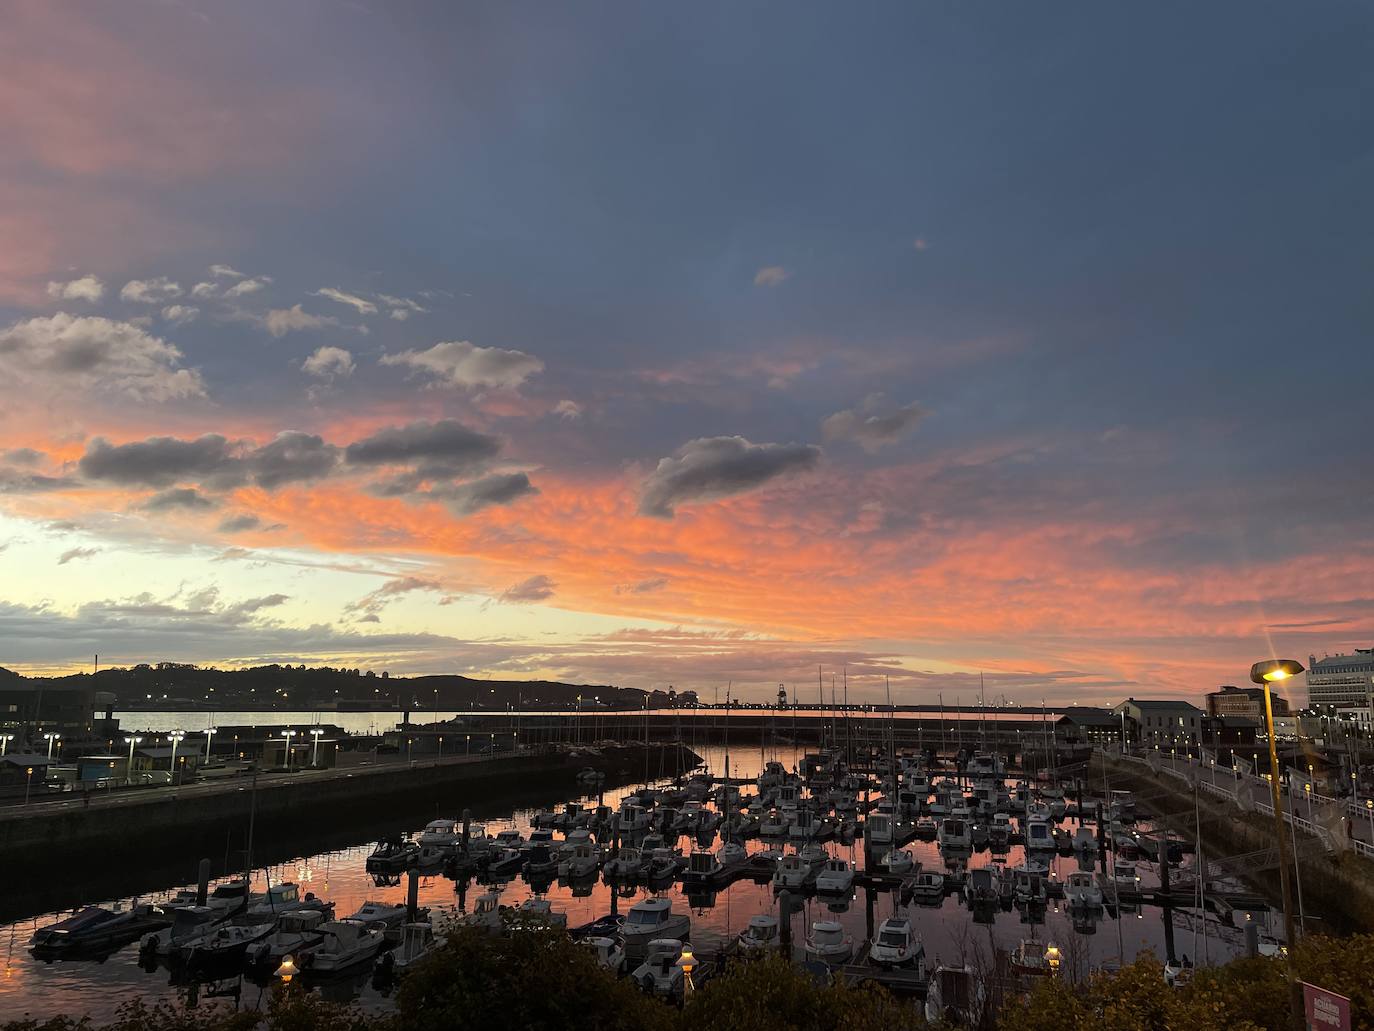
[168,731,185,783]
[282,730,297,772]
[0,733,13,756]
[1251,657,1304,1029]
[125,736,143,784]
[675,943,696,996]
[44,732,61,759]
[309,728,324,768]
[275,954,298,984]
[203,727,217,762]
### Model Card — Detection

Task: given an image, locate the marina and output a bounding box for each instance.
[0,742,1278,1021]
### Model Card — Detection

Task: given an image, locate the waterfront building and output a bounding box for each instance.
[1056,707,1131,747]
[1306,648,1374,709]
[1111,698,1204,750]
[1205,685,1290,720]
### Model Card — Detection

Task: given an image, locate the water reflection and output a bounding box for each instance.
[2,746,1275,1020]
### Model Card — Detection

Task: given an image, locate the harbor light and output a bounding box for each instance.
[44,732,61,759]
[0,733,13,756]
[675,943,696,994]
[1045,944,1061,972]
[124,736,143,784]
[310,728,324,767]
[203,728,216,761]
[1250,656,1305,1028]
[275,955,298,983]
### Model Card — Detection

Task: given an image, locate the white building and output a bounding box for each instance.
[1306,648,1374,709]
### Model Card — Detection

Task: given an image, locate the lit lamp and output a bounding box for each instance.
[168,730,185,779]
[1250,657,1304,1029]
[125,736,143,784]
[275,954,298,984]
[309,728,324,768]
[44,732,61,759]
[675,943,696,995]
[282,730,297,771]
[1045,944,1062,973]
[0,733,14,756]
[203,727,217,761]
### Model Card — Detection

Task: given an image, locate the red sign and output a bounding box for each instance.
[1304,983,1351,1031]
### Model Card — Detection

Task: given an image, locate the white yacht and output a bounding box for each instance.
[805,920,853,965]
[245,910,328,972]
[937,817,972,852]
[907,871,945,904]
[303,919,384,973]
[419,818,461,850]
[1024,818,1055,851]
[882,848,915,875]
[579,935,625,974]
[736,914,780,951]
[621,897,690,948]
[815,858,855,894]
[989,813,1012,848]
[1112,858,1140,889]
[458,891,504,934]
[1064,870,1103,908]
[869,915,923,970]
[1073,825,1099,853]
[557,844,600,880]
[387,922,443,975]
[515,896,566,929]
[603,846,643,881]
[141,905,224,958]
[772,853,816,890]
[345,900,409,933]
[630,939,685,997]
[865,812,894,847]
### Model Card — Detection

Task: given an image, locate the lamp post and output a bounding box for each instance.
[275,954,298,985]
[675,943,696,997]
[168,731,185,784]
[0,733,13,756]
[44,732,61,760]
[203,727,216,762]
[309,728,323,767]
[1366,800,1372,845]
[282,730,296,772]
[1251,657,1304,1031]
[125,736,143,784]
[24,766,34,807]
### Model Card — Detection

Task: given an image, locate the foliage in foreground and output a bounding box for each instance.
[6,929,1374,1031]
[998,932,1374,1031]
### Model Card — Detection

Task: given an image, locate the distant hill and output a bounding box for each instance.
[3,662,674,711]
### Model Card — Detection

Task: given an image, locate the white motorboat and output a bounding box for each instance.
[1073,825,1099,853]
[302,919,384,974]
[1112,858,1140,889]
[989,813,1012,848]
[772,853,816,890]
[1012,867,1048,906]
[869,915,923,969]
[141,905,225,958]
[718,840,749,870]
[621,897,690,948]
[1064,871,1103,909]
[1023,818,1055,851]
[419,818,461,850]
[386,922,444,975]
[882,849,915,875]
[457,892,504,934]
[615,804,651,835]
[514,896,566,929]
[579,934,625,974]
[630,939,684,997]
[604,846,643,881]
[865,812,894,847]
[245,910,328,972]
[805,920,853,965]
[914,816,938,839]
[907,872,945,904]
[938,817,972,852]
[963,867,998,908]
[736,914,780,951]
[345,900,409,933]
[682,849,726,888]
[815,858,855,894]
[242,883,330,923]
[557,843,600,880]
[179,921,274,968]
[490,829,526,851]
[759,809,789,837]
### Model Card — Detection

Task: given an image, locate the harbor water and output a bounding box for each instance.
[1,745,1265,1021]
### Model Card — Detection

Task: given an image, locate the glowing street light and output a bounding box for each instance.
[168,731,185,783]
[309,728,324,768]
[43,732,61,759]
[275,954,298,984]
[0,733,13,756]
[203,727,217,762]
[1250,657,1304,1027]
[125,736,143,784]
[282,730,297,772]
[675,943,696,995]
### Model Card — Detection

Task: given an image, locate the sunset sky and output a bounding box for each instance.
[1,1,1371,704]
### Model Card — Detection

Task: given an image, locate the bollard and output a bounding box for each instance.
[461,808,472,853]
[196,858,211,906]
[406,867,419,921]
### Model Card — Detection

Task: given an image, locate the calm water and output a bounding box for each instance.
[0,746,1264,1021]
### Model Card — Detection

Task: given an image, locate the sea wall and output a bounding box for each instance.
[1095,753,1374,934]
[0,743,698,919]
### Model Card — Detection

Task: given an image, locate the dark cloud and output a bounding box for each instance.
[0,467,70,493]
[2,448,45,466]
[638,436,821,518]
[615,577,669,595]
[248,432,338,490]
[218,513,262,533]
[137,487,217,512]
[58,546,99,565]
[79,434,238,489]
[821,395,928,451]
[500,574,557,603]
[346,575,445,619]
[345,420,501,478]
[435,472,538,515]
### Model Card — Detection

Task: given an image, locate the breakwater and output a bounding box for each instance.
[0,743,698,920]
